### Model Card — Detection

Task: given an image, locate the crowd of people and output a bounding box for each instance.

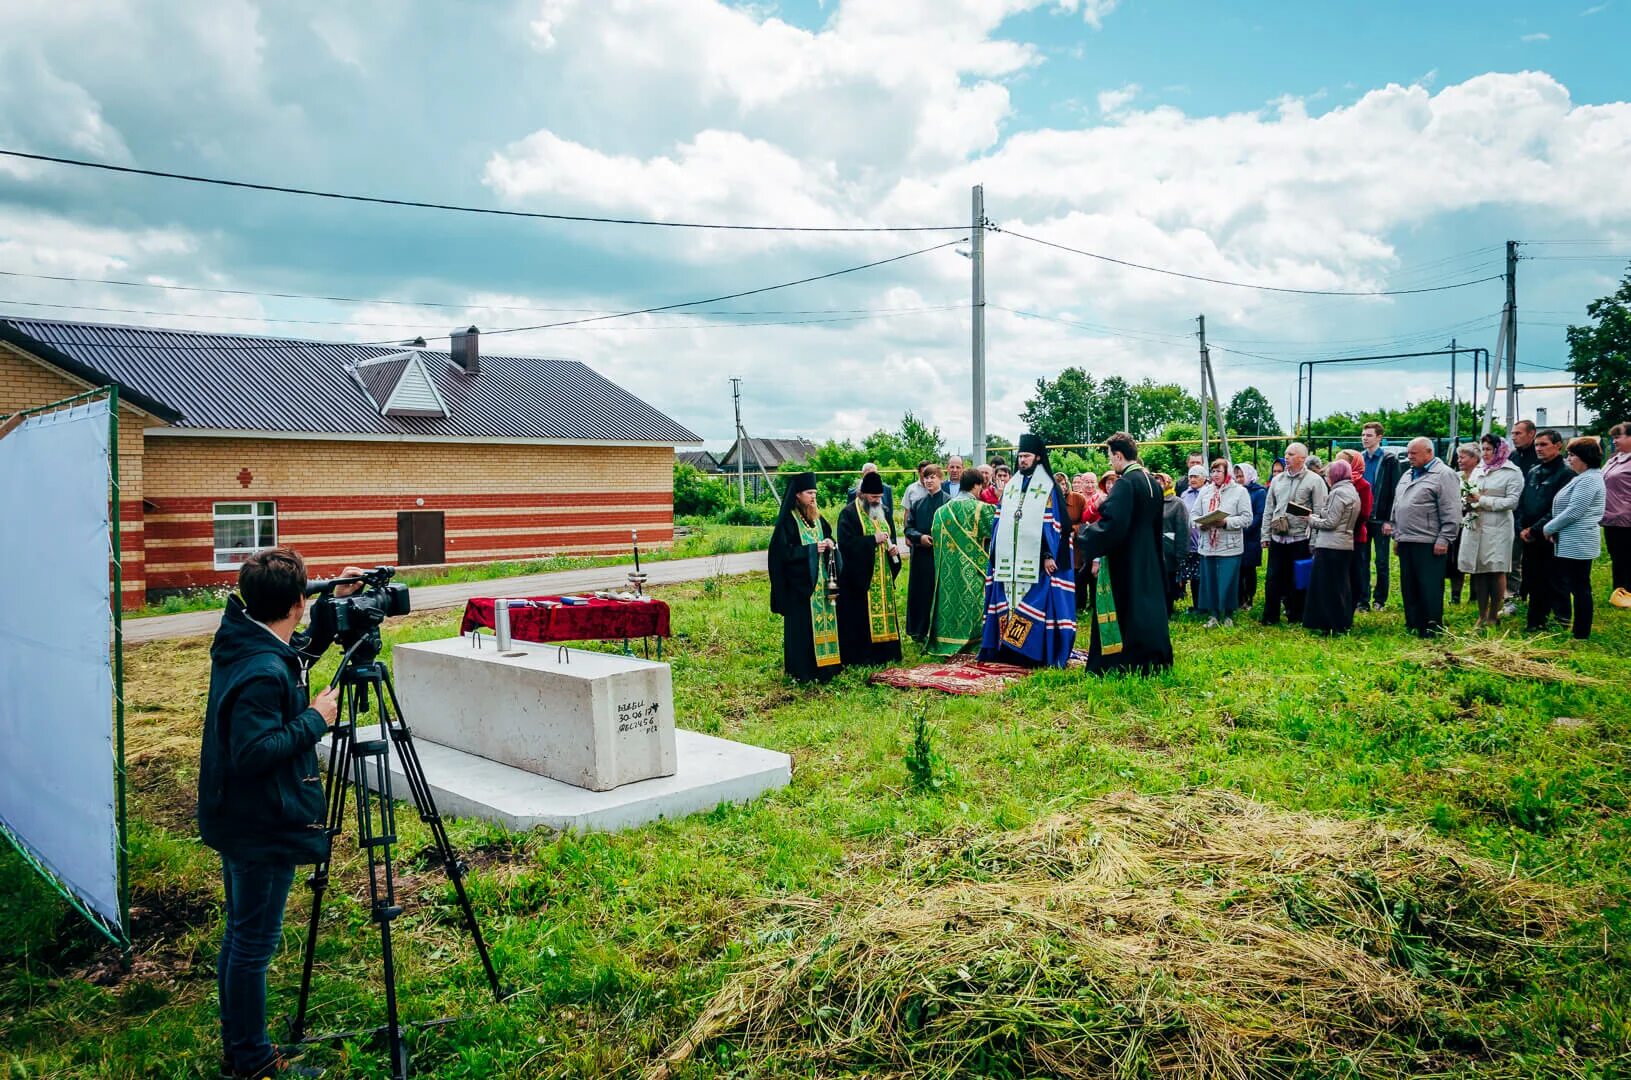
[767,420,1630,683]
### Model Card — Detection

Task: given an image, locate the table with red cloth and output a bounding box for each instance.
[460,596,671,645]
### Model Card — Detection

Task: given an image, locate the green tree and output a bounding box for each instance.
[1566,269,1631,433]
[896,410,946,466]
[672,462,731,518]
[1019,367,1097,448]
[1123,379,1203,440]
[1226,385,1284,459]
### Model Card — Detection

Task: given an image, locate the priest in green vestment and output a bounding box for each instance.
[835,470,905,665]
[767,472,843,682]
[925,469,995,656]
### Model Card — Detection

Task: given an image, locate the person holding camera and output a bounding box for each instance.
[197,549,366,1079]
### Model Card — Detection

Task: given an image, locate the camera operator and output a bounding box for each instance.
[197,549,366,1079]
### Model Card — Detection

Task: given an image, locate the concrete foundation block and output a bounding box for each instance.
[392,637,675,791]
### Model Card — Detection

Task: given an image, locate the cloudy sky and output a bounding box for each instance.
[2,0,1628,451]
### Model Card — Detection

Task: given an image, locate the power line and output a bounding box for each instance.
[997,227,1505,297]
[0,148,967,234]
[0,237,967,352]
[473,237,966,340]
[0,296,967,332]
[990,305,1195,346]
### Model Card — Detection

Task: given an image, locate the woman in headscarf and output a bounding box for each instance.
[1302,458,1361,634]
[767,472,843,682]
[1446,443,1481,606]
[1336,449,1374,616]
[1234,462,1268,609]
[1459,432,1524,628]
[1192,458,1253,627]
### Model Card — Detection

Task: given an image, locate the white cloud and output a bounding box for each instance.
[1580,2,1609,14]
[1057,0,1121,28]
[1522,32,1551,41]
[1097,83,1140,115]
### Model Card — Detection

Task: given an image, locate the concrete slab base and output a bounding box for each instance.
[319,727,791,833]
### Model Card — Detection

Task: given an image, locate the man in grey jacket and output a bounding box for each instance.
[1384,437,1462,637]
[1260,442,1328,625]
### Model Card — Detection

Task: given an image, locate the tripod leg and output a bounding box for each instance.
[377,668,506,1001]
[290,693,356,1043]
[354,735,409,1080]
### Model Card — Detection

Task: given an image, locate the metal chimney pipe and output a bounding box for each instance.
[452,325,480,374]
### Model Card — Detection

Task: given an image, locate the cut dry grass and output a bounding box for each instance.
[654,790,1586,1080]
[1424,631,1604,686]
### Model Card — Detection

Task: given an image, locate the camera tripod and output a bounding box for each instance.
[287,637,506,1080]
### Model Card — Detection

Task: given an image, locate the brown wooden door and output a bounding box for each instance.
[396,511,445,566]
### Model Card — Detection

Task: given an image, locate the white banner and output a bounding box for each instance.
[0,398,121,932]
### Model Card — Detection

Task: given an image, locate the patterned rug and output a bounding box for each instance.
[869,658,1035,695]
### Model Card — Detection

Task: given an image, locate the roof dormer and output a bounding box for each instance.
[349,350,449,419]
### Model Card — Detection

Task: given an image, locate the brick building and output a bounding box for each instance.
[0,318,701,608]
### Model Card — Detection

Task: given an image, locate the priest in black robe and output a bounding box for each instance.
[1075,431,1174,675]
[904,464,949,642]
[835,470,905,665]
[768,472,843,682]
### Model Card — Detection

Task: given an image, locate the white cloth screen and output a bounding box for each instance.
[0,399,121,931]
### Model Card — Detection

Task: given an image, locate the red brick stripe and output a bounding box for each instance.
[145,491,672,514]
[148,527,674,565]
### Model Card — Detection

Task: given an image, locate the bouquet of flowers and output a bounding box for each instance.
[1459,473,1481,529]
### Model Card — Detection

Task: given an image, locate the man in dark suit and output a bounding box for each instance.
[1358,421,1402,610]
[1505,419,1540,613]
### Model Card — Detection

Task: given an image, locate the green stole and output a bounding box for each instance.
[854,498,900,644]
[1095,562,1122,656]
[798,515,842,668]
[926,497,992,656]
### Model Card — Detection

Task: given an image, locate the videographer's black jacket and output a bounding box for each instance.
[197,594,338,864]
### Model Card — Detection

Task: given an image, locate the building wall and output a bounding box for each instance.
[0,344,150,608]
[142,434,675,590]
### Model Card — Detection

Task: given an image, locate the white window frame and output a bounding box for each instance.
[213,500,279,570]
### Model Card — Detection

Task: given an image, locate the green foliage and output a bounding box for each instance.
[1303,396,1499,445]
[904,711,949,793]
[673,462,732,518]
[1226,385,1284,457]
[1020,369,1202,448]
[1566,269,1631,432]
[718,502,778,526]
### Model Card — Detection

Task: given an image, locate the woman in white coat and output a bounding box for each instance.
[1459,432,1525,628]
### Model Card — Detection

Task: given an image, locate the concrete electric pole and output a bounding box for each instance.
[971,184,986,462]
[1505,240,1518,431]
[730,376,745,505]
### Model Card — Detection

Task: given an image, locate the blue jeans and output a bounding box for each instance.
[219,857,297,1072]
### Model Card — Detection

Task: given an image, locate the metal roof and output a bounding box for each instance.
[721,437,819,469]
[0,317,701,445]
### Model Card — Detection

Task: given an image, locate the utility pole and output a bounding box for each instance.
[1122,388,1130,436]
[971,184,986,462]
[730,376,745,505]
[1504,240,1518,431]
[1448,337,1458,446]
[1197,314,1209,461]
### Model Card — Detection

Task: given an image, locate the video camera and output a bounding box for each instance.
[305,565,411,658]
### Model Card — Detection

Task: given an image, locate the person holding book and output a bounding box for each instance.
[1191,458,1253,626]
[1261,442,1329,625]
[1303,459,1361,634]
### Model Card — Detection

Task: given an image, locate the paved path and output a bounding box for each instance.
[123,551,766,644]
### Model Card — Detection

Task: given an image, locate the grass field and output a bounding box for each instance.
[3,563,1629,1078]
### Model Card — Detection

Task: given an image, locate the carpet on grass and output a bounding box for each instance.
[869,657,1034,695]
